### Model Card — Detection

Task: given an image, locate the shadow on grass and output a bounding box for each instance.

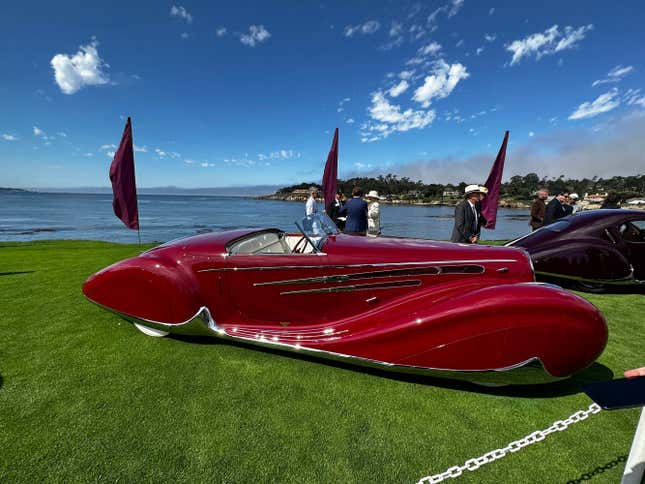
[565,455,627,483]
[0,271,35,277]
[0,374,3,391]
[170,333,613,398]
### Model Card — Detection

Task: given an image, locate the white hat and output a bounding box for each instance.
[366,190,384,200]
[478,185,489,194]
[569,193,579,200]
[464,184,485,195]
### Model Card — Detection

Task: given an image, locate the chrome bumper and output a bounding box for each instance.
[115,305,564,386]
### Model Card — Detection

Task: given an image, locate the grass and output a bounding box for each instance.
[0,240,643,483]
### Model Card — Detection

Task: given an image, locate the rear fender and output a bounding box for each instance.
[332,283,607,378]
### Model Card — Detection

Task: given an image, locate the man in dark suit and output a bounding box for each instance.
[451,185,487,244]
[544,192,568,226]
[529,189,548,230]
[326,191,345,231]
[338,186,368,235]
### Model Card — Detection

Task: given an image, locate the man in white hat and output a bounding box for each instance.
[451,184,487,244]
[366,190,384,237]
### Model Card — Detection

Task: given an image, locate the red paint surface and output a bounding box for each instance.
[83,231,608,377]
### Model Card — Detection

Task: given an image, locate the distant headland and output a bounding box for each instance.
[259,173,645,209]
[0,187,29,193]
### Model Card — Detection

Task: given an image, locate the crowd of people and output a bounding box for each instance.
[529,189,621,230]
[306,186,384,237]
[305,185,625,243]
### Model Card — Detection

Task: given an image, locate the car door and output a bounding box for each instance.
[620,219,645,281]
[224,252,336,325]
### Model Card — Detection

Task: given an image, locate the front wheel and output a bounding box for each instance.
[133,322,169,337]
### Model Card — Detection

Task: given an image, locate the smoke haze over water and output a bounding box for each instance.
[349,112,645,184]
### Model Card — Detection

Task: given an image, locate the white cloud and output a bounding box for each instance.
[484,33,496,42]
[592,65,634,87]
[361,91,436,141]
[170,5,193,23]
[476,47,484,55]
[134,145,148,153]
[506,24,593,65]
[50,40,110,94]
[344,20,380,37]
[200,162,215,168]
[489,7,495,15]
[240,25,271,47]
[406,42,443,66]
[448,0,464,17]
[33,126,45,137]
[83,152,94,157]
[346,118,355,124]
[257,149,299,161]
[57,131,67,137]
[418,41,442,56]
[389,21,402,37]
[216,27,227,37]
[2,133,19,141]
[529,131,535,137]
[99,143,117,151]
[569,88,620,120]
[106,151,115,158]
[388,80,409,97]
[455,39,464,48]
[624,89,645,108]
[399,70,414,80]
[412,60,470,108]
[337,97,351,112]
[180,32,189,39]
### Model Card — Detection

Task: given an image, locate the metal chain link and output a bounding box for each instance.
[416,403,602,483]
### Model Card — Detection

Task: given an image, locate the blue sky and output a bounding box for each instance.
[1,1,644,188]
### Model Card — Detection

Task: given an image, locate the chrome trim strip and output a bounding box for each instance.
[253,265,485,287]
[198,259,518,273]
[254,267,440,286]
[280,279,422,295]
[101,303,564,385]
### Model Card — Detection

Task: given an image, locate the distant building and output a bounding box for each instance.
[443,189,460,197]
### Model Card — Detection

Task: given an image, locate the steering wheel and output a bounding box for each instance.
[292,236,308,254]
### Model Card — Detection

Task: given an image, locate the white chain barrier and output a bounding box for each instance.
[417,403,602,483]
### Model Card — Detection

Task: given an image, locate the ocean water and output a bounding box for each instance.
[0,191,531,243]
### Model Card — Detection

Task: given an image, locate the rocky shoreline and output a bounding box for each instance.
[257,193,532,209]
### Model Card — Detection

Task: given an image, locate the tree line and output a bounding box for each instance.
[276,173,645,201]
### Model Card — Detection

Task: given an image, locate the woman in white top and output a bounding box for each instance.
[366,190,384,237]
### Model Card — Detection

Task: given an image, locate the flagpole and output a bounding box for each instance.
[130,116,142,248]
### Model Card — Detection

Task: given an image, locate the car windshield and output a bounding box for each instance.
[295,212,340,251]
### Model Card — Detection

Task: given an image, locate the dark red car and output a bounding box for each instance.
[508,209,645,292]
[84,213,607,385]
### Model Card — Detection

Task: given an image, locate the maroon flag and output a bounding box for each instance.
[322,128,339,212]
[481,130,509,230]
[109,117,139,230]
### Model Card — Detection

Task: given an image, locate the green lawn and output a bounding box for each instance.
[0,240,642,483]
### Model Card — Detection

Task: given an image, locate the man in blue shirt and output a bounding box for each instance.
[338,186,368,236]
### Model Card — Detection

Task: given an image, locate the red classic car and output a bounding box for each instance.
[84,213,608,385]
[508,209,645,292]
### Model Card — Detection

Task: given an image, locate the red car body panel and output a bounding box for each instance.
[83,226,608,385]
